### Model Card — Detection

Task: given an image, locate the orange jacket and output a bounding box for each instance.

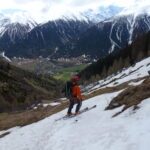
[72,85,82,100]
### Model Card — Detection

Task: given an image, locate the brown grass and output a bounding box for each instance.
[105,77,150,116]
[0,102,69,131]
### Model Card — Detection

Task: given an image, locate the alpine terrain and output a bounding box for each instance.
[0,56,150,150]
[0,4,150,59]
[0,1,150,150]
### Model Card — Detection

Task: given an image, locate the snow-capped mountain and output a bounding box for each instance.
[81,5,123,23]
[73,13,150,58]
[0,3,150,58]
[106,13,150,51]
[1,13,150,58]
[0,13,38,43]
[0,5,122,47]
[0,19,93,58]
[0,12,150,59]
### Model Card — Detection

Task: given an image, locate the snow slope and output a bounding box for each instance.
[0,57,150,150]
[87,57,150,93]
[0,91,150,150]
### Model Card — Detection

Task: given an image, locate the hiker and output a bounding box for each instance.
[63,75,83,116]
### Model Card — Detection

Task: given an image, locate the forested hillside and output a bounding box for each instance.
[0,59,62,112]
[79,31,150,83]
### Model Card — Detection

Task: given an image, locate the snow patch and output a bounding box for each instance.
[87,57,150,93]
[43,102,61,107]
[0,51,11,62]
[128,79,145,86]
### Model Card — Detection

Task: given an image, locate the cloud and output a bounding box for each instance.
[0,0,149,23]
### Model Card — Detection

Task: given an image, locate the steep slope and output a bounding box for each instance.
[0,12,149,59]
[79,31,150,81]
[0,57,150,150]
[84,56,150,95]
[0,5,122,58]
[0,5,122,54]
[74,13,150,58]
[0,92,150,150]
[0,13,37,44]
[0,59,62,112]
[3,19,93,58]
[0,13,149,59]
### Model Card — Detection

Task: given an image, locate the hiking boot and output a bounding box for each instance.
[67,112,74,116]
[75,111,80,115]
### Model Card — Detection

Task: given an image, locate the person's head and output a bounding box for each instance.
[71,75,80,84]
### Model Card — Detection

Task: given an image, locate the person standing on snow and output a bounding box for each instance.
[62,75,83,116]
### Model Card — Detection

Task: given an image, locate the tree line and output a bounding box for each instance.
[79,31,150,84]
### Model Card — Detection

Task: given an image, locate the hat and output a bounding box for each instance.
[71,75,80,82]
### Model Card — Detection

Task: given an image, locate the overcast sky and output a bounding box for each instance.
[0,0,149,23]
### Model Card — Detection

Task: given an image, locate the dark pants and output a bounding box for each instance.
[67,97,82,114]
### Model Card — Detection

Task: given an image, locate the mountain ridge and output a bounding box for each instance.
[0,12,150,59]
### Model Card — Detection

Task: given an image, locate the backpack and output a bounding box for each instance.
[71,85,81,98]
[64,81,73,97]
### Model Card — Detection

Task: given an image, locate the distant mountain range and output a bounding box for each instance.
[0,5,150,59]
[73,14,150,58]
[0,18,94,58]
